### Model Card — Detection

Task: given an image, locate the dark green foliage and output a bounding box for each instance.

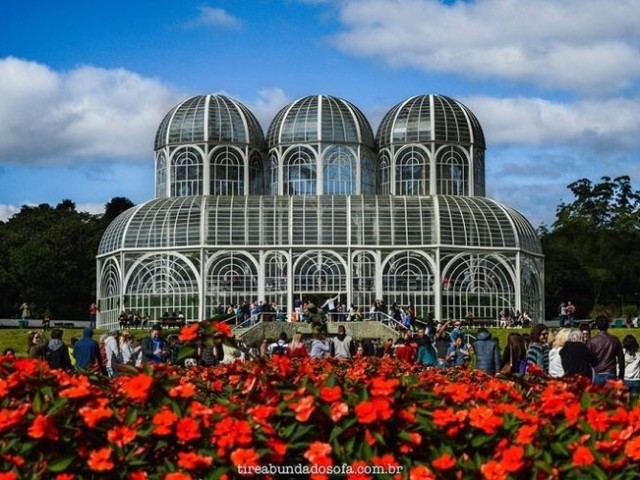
[542,176,640,319]
[0,197,134,319]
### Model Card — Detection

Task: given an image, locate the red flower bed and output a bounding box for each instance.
[0,352,639,479]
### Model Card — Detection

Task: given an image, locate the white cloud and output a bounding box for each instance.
[245,87,292,132]
[190,6,243,29]
[330,0,640,92]
[462,95,640,152]
[0,57,184,165]
[0,203,20,222]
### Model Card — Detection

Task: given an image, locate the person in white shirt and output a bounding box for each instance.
[104,330,121,377]
[549,328,571,378]
[622,335,640,393]
[310,332,331,359]
[331,325,353,358]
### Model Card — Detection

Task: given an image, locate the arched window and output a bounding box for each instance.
[249,154,265,195]
[360,149,376,194]
[323,146,356,194]
[265,251,288,308]
[378,151,391,194]
[474,150,485,196]
[437,146,468,195]
[382,251,434,317]
[206,253,258,315]
[269,154,279,195]
[210,146,244,195]
[156,154,166,197]
[171,148,202,196]
[352,251,376,309]
[283,146,316,195]
[395,147,429,195]
[294,251,346,293]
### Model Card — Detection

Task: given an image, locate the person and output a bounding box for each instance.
[472,328,500,375]
[558,302,568,328]
[580,323,591,343]
[269,332,289,356]
[42,313,51,331]
[69,337,78,367]
[622,334,640,393]
[2,348,15,358]
[434,320,453,366]
[321,294,340,320]
[288,331,308,358]
[73,327,102,371]
[549,328,571,378]
[212,332,241,364]
[446,334,469,366]
[331,325,354,359]
[141,325,165,364]
[104,330,121,377]
[27,331,46,359]
[587,316,625,385]
[119,330,140,365]
[89,302,98,329]
[416,329,437,367]
[394,337,416,363]
[526,324,550,374]
[20,302,31,328]
[566,301,576,328]
[560,330,597,382]
[46,328,72,371]
[310,332,331,359]
[500,332,526,375]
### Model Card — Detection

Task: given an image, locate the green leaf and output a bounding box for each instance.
[471,435,492,448]
[48,454,75,472]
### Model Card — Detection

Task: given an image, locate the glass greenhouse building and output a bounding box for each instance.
[96,94,544,327]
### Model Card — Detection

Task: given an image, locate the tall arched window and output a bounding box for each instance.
[382,251,434,317]
[210,146,244,195]
[352,251,376,309]
[323,146,355,194]
[249,154,265,195]
[265,251,288,308]
[294,251,346,293]
[156,154,167,197]
[378,151,391,194]
[360,149,376,194]
[171,147,202,196]
[269,154,279,195]
[437,146,468,195]
[283,146,316,195]
[206,253,258,315]
[394,147,429,195]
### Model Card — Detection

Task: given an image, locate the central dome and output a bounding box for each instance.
[266,95,375,147]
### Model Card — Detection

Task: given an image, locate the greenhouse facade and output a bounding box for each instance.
[96,94,544,328]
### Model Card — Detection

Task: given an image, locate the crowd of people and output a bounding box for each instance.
[4,314,639,393]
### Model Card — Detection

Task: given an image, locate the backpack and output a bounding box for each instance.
[47,346,67,370]
[272,343,287,356]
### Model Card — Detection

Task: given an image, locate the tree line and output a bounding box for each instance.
[1,176,639,321]
[0,197,133,320]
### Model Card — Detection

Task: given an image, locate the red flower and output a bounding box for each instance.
[289,395,316,422]
[55,475,74,480]
[177,451,213,470]
[179,323,200,342]
[121,374,154,403]
[28,414,59,440]
[330,401,348,422]
[370,377,400,397]
[169,382,197,399]
[212,417,252,451]
[572,446,595,467]
[500,445,524,473]
[304,442,332,467]
[175,417,201,443]
[230,448,260,467]
[213,321,233,338]
[87,447,114,472]
[347,460,372,480]
[432,453,456,470]
[355,401,377,424]
[152,407,179,435]
[625,435,640,461]
[480,460,506,480]
[79,399,113,428]
[372,398,393,421]
[0,405,28,433]
[0,472,18,480]
[468,406,504,435]
[126,473,148,480]
[586,407,610,433]
[319,386,342,403]
[0,379,9,398]
[107,425,137,448]
[164,474,192,480]
[59,375,93,399]
[409,465,436,480]
[515,424,537,445]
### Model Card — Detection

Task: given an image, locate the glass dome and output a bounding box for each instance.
[154,95,265,150]
[266,95,375,147]
[377,94,485,149]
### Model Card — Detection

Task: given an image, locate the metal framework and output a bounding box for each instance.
[96,94,544,328]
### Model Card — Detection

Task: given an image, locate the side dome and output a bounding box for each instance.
[154,95,265,150]
[266,95,374,148]
[376,95,485,149]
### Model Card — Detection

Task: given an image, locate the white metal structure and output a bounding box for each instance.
[96,94,544,328]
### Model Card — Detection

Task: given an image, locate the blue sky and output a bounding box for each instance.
[1,0,639,227]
